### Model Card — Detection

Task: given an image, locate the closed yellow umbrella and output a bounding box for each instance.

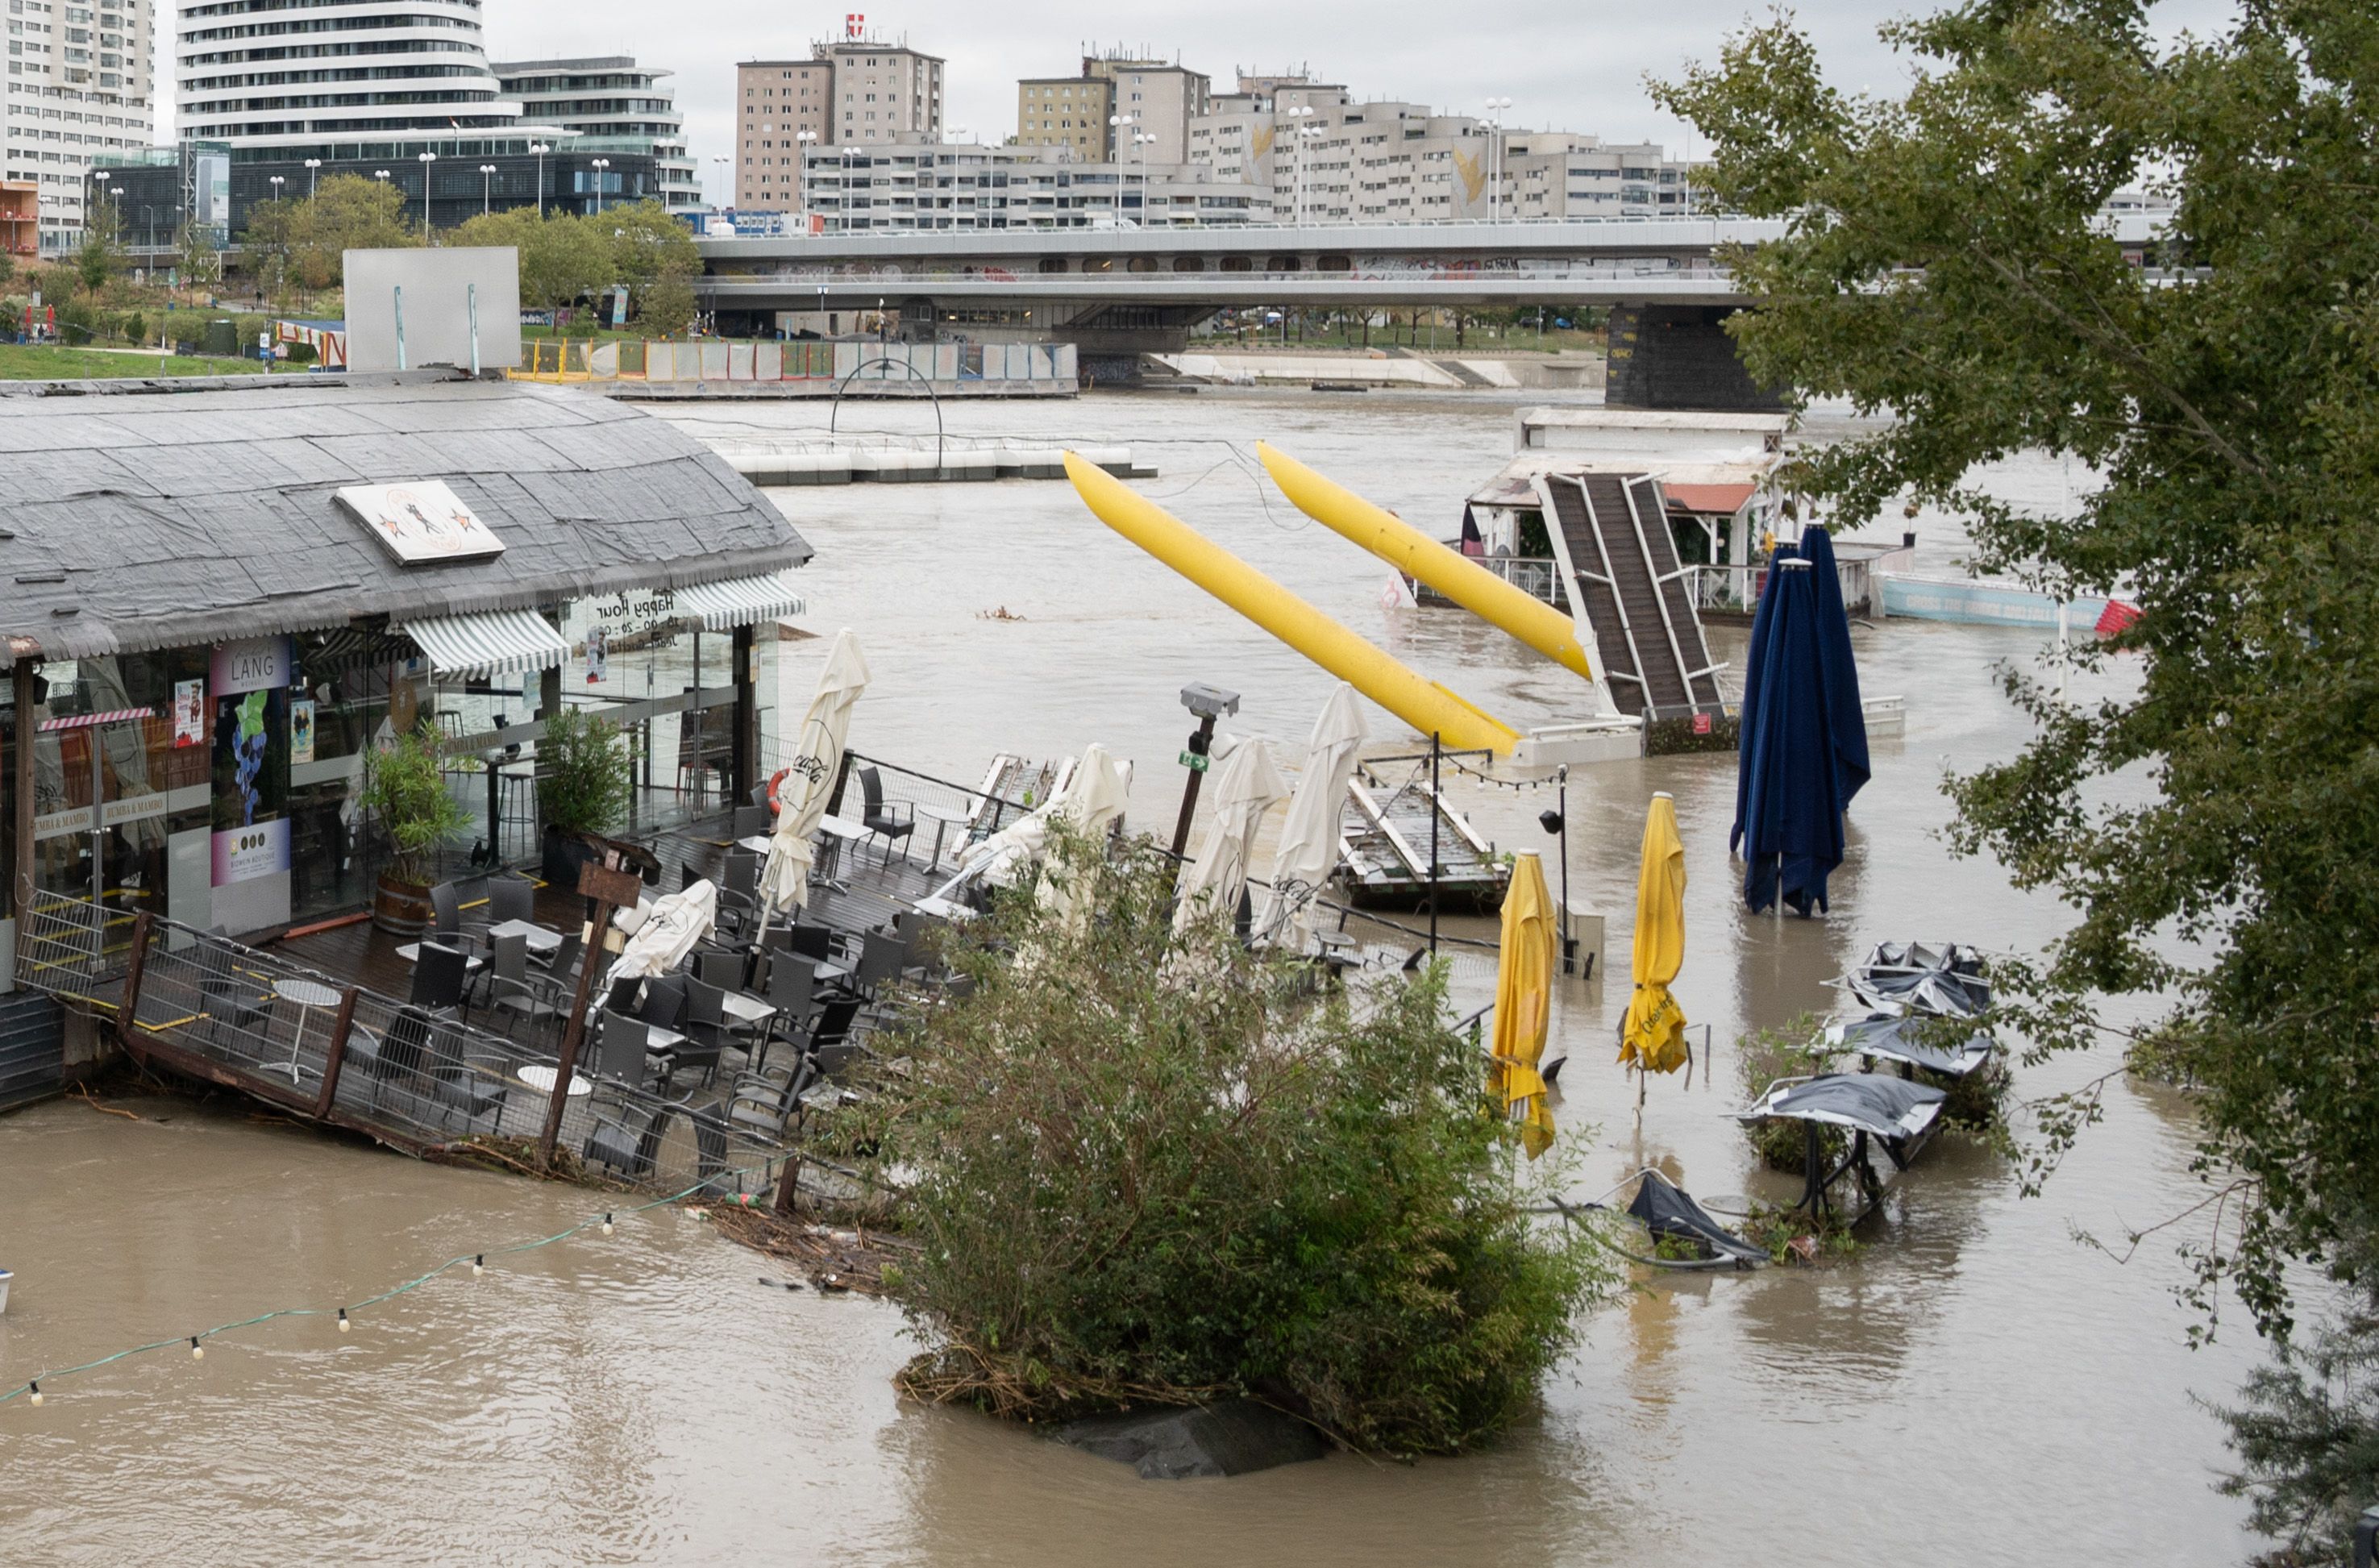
[1488,851,1557,1159]
[1618,792,1691,1079]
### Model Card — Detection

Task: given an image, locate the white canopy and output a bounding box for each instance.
[1254,683,1367,950]
[758,629,871,916]
[955,743,1134,893]
[1173,736,1288,934]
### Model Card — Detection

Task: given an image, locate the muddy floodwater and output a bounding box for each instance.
[0,389,2263,1564]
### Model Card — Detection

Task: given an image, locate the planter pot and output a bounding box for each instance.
[372,871,434,937]
[542,825,599,888]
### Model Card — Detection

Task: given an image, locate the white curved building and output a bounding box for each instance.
[177,0,521,148]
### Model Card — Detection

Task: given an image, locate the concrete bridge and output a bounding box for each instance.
[698,218,1787,406]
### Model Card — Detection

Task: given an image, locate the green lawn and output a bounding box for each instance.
[0,343,298,380]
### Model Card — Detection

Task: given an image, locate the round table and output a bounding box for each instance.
[271,977,343,1081]
[515,1063,593,1097]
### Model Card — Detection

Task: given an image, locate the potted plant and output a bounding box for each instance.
[538,706,634,885]
[361,722,471,934]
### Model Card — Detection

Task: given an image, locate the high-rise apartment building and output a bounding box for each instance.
[1013,74,1108,161]
[496,57,698,214]
[1012,51,1209,166]
[179,0,516,145]
[734,29,942,210]
[6,0,153,253]
[1191,73,1693,224]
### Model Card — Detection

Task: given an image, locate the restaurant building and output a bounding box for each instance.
[0,370,811,979]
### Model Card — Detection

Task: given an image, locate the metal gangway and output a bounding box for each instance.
[1539,472,1727,723]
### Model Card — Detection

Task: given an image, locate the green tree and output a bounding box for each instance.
[75,216,116,298]
[252,174,417,290]
[830,830,1608,1456]
[452,207,614,311]
[632,272,697,338]
[603,197,699,289]
[1656,1,2379,1346]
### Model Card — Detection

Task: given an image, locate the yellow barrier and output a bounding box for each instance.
[1257,441,1595,684]
[1064,452,1520,755]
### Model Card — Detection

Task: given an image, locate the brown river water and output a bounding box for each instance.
[0,388,2261,1564]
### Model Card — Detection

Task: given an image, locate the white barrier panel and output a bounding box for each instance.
[834,342,861,380]
[701,342,730,379]
[644,341,674,381]
[756,342,783,381]
[589,342,618,377]
[728,342,755,380]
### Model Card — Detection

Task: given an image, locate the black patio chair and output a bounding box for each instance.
[859,766,913,867]
[487,876,537,927]
[725,1063,803,1142]
[592,1010,655,1090]
[584,1096,687,1182]
[486,931,563,1041]
[426,1016,508,1133]
[692,947,747,993]
[638,973,688,1034]
[410,942,471,1014]
[801,996,867,1077]
[732,805,770,841]
[762,953,817,1059]
[343,1004,435,1113]
[691,1108,738,1198]
[429,881,488,953]
[193,936,269,1037]
[672,978,730,1088]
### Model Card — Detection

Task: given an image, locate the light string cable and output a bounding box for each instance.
[0,1158,785,1408]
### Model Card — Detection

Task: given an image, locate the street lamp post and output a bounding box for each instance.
[303,157,322,198]
[795,131,817,224]
[417,151,437,236]
[529,143,549,217]
[710,154,728,212]
[1482,97,1512,222]
[590,157,609,217]
[478,163,497,215]
[268,174,285,209]
[1133,130,1157,226]
[841,145,861,233]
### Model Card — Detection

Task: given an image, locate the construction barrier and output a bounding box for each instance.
[511,339,1075,388]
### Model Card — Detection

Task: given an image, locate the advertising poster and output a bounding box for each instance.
[289,698,316,765]
[584,625,609,685]
[173,679,206,748]
[210,636,293,888]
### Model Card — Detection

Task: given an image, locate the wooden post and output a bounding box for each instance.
[538,854,644,1168]
[311,985,360,1120]
[772,1148,801,1217]
[11,658,35,936]
[116,910,152,1051]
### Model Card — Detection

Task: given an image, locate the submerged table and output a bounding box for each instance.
[271,977,343,1082]
[514,1063,592,1098]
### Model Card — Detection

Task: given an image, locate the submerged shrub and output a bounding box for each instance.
[830,830,1611,1456]
[1734,1013,1839,1172]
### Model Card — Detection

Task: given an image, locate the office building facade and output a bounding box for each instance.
[495,56,699,214]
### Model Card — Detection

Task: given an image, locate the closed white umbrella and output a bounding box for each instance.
[1173,736,1288,934]
[758,630,871,917]
[1254,683,1367,950]
[603,879,717,989]
[1038,742,1133,927]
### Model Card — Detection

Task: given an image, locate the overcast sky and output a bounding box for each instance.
[171,1,2240,201]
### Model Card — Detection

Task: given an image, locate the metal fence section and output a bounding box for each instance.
[514,338,1073,389]
[6,900,803,1200]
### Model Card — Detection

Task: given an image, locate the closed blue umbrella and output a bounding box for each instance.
[1731,555,1845,914]
[1797,525,1870,813]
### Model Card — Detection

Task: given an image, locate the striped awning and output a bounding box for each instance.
[399,608,571,680]
[672,571,809,631]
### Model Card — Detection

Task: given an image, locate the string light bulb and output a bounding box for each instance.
[472,1254,485,1277]
[336,1308,350,1333]
[601,1213,613,1236]
[27,1381,41,1406]
[190,1337,205,1361]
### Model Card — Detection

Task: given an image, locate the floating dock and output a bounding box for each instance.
[716,439,1154,486]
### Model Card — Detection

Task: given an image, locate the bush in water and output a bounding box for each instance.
[825,829,1611,1457]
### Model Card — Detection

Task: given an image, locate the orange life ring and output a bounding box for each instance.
[767,767,790,814]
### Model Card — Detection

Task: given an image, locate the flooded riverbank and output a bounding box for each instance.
[0,389,2259,1564]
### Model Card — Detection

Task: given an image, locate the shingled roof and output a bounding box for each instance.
[0,371,810,663]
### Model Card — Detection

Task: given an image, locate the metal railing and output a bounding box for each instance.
[20,896,796,1200]
[1686,557,1880,618]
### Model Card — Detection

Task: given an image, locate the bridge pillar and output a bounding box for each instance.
[1604,305,1785,413]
